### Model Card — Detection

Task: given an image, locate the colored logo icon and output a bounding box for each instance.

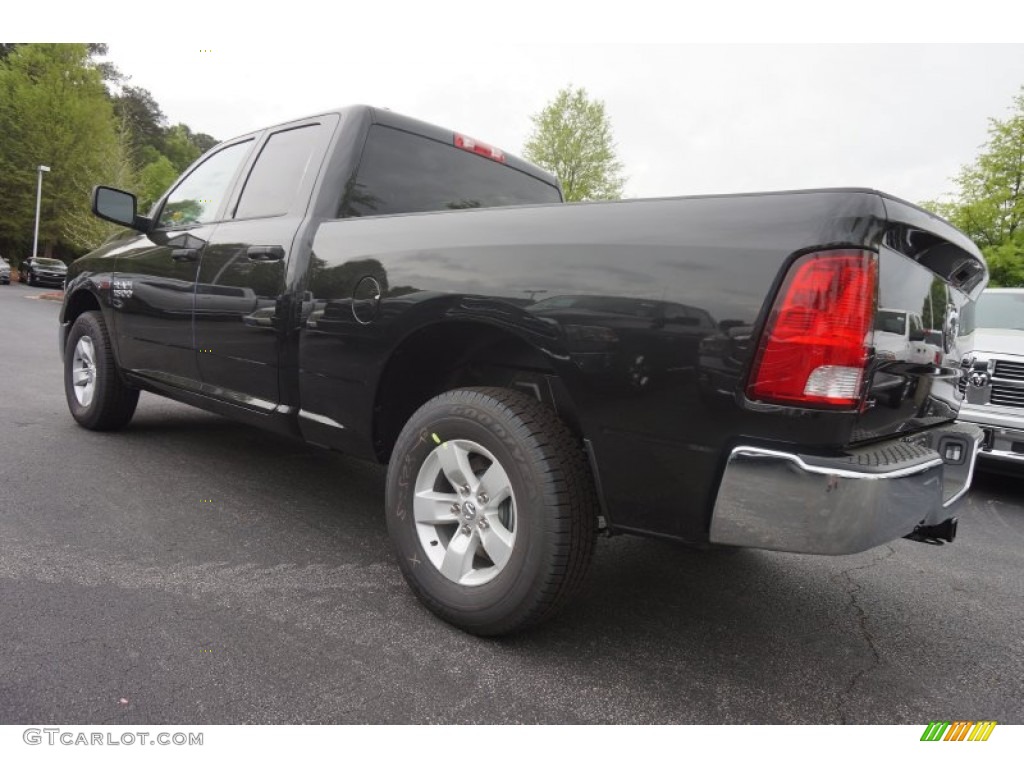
[920,721,997,742]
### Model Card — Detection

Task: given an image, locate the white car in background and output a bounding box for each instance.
[957,287,1024,472]
[874,308,937,364]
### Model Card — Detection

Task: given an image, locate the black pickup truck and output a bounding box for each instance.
[61,105,988,635]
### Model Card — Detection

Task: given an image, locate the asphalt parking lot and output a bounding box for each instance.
[1,280,1022,724]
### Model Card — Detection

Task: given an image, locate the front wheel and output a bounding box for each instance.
[386,387,598,636]
[64,311,139,430]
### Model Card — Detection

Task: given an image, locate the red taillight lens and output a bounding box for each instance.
[747,249,878,408]
[454,133,506,163]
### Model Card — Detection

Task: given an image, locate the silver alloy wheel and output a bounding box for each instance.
[413,438,517,586]
[72,335,98,408]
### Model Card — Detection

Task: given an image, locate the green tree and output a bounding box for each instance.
[0,44,219,258]
[0,43,121,259]
[62,115,139,250]
[523,86,626,202]
[87,43,124,88]
[191,131,218,156]
[113,85,166,154]
[165,123,218,165]
[162,124,203,172]
[138,154,179,211]
[112,95,210,210]
[923,86,1024,287]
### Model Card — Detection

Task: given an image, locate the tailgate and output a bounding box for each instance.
[852,195,987,444]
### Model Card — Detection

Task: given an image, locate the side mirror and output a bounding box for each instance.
[92,186,150,231]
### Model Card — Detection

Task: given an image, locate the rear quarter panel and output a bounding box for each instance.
[303,190,894,541]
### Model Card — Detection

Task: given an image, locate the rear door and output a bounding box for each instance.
[193,116,336,410]
[114,138,255,386]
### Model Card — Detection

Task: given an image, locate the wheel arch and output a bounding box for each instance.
[62,286,103,327]
[60,285,119,368]
[372,319,584,464]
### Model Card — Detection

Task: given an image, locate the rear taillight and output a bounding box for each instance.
[748,249,878,408]
[454,133,506,163]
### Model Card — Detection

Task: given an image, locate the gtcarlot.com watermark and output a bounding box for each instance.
[23,728,203,747]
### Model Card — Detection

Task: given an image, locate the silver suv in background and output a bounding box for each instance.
[958,287,1024,472]
[0,256,10,285]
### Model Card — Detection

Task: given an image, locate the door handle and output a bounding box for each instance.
[171,248,199,261]
[247,245,285,262]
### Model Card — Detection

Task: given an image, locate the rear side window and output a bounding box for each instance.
[235,124,324,219]
[339,125,561,218]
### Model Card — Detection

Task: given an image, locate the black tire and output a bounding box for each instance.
[64,311,139,431]
[386,387,598,636]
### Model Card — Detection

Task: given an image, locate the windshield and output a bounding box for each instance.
[975,291,1024,331]
[34,258,65,268]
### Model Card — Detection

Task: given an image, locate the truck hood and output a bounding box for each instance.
[973,328,1024,357]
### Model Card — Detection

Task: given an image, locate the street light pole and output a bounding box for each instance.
[32,164,51,260]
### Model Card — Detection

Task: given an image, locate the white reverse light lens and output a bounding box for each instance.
[804,365,863,401]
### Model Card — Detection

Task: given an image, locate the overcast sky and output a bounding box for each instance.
[96,42,1022,206]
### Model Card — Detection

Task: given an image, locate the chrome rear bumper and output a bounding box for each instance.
[709,423,984,555]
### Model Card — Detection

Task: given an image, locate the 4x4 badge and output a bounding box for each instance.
[112,278,133,299]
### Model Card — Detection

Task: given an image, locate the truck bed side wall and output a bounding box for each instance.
[302,191,898,541]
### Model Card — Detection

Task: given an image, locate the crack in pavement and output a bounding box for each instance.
[835,545,895,724]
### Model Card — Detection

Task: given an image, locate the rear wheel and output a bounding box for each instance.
[386,387,597,636]
[64,311,139,430]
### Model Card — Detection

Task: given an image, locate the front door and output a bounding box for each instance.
[113,138,255,388]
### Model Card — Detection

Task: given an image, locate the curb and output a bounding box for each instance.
[24,292,64,302]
